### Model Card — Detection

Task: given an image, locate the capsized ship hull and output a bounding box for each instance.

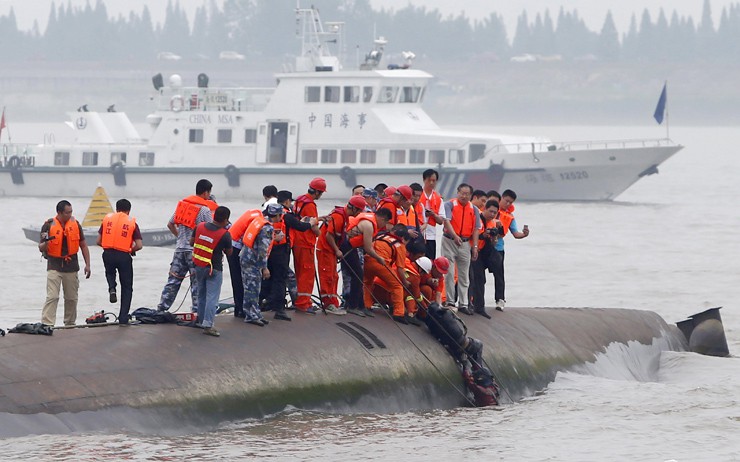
[0,307,688,435]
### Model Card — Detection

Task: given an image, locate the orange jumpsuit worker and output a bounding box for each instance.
[291,178,325,313]
[316,196,364,314]
[363,224,410,325]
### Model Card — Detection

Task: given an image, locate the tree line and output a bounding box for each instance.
[0,0,738,62]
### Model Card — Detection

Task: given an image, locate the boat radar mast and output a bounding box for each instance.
[294,4,344,72]
[361,36,387,70]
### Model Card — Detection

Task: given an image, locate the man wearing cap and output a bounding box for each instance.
[240,203,284,326]
[267,190,318,321]
[378,185,412,226]
[292,178,325,314]
[316,196,365,314]
[441,183,480,315]
[362,189,378,212]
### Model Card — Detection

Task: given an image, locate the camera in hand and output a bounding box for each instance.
[43,235,56,242]
[486,226,504,238]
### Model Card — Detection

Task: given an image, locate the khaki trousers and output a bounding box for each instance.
[41,270,79,326]
[442,236,471,308]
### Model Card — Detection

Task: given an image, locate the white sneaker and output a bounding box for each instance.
[495,299,505,312]
[325,304,347,315]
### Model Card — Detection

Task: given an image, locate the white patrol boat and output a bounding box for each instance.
[0,6,681,201]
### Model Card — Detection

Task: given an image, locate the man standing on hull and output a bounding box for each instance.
[419,169,444,260]
[292,178,325,314]
[492,189,530,311]
[157,179,217,312]
[39,200,91,326]
[97,199,143,325]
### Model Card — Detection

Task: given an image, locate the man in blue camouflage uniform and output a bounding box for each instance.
[157,179,216,312]
[241,203,284,326]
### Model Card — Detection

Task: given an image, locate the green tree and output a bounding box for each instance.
[598,10,620,60]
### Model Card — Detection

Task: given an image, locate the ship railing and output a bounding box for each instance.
[488,138,676,154]
[157,87,274,112]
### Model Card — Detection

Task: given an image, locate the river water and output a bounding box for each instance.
[1,125,738,460]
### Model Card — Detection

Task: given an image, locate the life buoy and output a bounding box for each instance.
[8,156,20,169]
[339,165,356,188]
[170,95,184,112]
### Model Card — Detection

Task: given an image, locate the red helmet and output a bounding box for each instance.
[348,196,366,210]
[433,257,450,275]
[309,177,327,192]
[397,185,413,201]
[383,186,397,198]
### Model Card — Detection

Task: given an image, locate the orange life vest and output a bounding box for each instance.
[243,215,275,255]
[229,209,262,242]
[318,206,348,251]
[373,231,401,264]
[101,212,136,252]
[498,206,515,237]
[404,258,421,276]
[378,197,399,225]
[291,194,318,248]
[449,199,476,238]
[192,223,228,268]
[419,190,442,225]
[46,217,80,258]
[478,216,499,250]
[347,212,376,248]
[173,195,218,229]
[273,218,286,245]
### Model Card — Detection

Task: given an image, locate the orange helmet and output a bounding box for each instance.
[433,257,450,275]
[309,177,327,192]
[348,196,367,210]
[397,185,413,201]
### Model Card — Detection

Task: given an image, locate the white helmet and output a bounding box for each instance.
[416,257,432,273]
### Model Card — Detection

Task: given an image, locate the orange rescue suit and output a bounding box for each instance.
[317,206,349,309]
[101,212,136,252]
[46,217,80,258]
[292,194,319,310]
[364,232,406,316]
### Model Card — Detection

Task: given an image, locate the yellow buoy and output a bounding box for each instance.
[82,185,114,227]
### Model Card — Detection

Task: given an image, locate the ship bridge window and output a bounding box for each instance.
[429,150,445,164]
[54,151,70,166]
[449,149,465,164]
[82,151,99,166]
[245,129,257,143]
[324,86,340,103]
[344,86,360,103]
[469,144,486,162]
[305,86,320,103]
[189,129,204,143]
[363,87,373,103]
[111,152,127,165]
[139,152,155,166]
[321,149,337,163]
[409,149,425,164]
[360,149,376,164]
[390,149,406,164]
[302,149,318,163]
[341,149,357,163]
[379,86,398,103]
[218,129,232,143]
[400,86,421,103]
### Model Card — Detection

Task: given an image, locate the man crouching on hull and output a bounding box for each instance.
[422,302,500,406]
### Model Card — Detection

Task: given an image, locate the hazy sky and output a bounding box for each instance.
[1,0,735,37]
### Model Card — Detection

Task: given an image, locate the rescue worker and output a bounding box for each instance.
[363,222,410,324]
[39,200,92,326]
[157,179,217,312]
[419,169,444,259]
[292,178,325,314]
[268,190,318,321]
[418,256,449,309]
[493,189,530,311]
[463,364,500,407]
[469,199,502,319]
[399,239,427,326]
[316,196,365,314]
[400,182,424,237]
[191,206,232,337]
[343,204,385,317]
[378,185,412,226]
[241,203,284,326]
[423,302,485,377]
[226,208,263,318]
[261,185,278,209]
[441,183,480,315]
[362,188,379,212]
[96,199,143,325]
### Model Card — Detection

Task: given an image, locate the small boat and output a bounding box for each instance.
[0,5,682,201]
[22,185,175,247]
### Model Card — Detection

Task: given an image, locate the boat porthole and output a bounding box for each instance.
[569,157,575,162]
[609,156,616,161]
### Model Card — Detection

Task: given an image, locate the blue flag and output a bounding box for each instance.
[654,82,667,124]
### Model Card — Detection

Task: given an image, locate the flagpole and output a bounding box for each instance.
[665,81,669,140]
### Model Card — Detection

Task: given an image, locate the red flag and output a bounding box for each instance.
[0,108,5,138]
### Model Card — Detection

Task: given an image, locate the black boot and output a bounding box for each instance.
[475,307,491,319]
[274,310,292,321]
[392,315,408,325]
